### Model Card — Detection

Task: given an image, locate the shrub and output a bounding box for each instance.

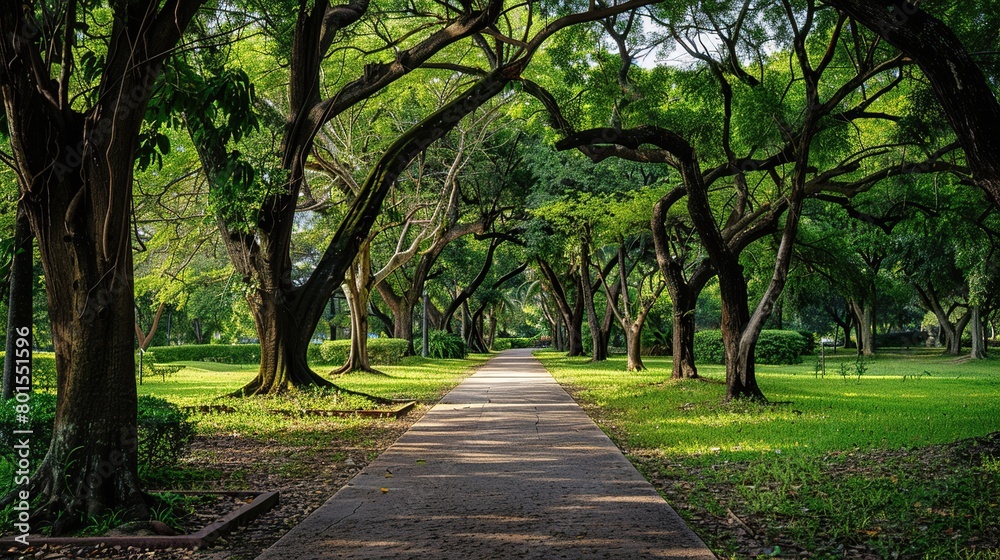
[491,336,541,351]
[318,340,349,365]
[369,338,409,364]
[316,338,410,365]
[307,343,324,365]
[797,331,816,354]
[145,344,261,364]
[0,394,195,476]
[0,352,56,392]
[876,331,927,348]
[693,330,807,365]
[428,331,466,359]
[136,395,196,470]
[693,330,725,364]
[755,330,808,364]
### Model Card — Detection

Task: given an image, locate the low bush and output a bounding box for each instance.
[755,330,809,364]
[428,331,466,359]
[491,336,541,351]
[0,394,195,476]
[137,395,197,470]
[0,352,56,392]
[877,330,928,348]
[693,330,808,365]
[693,330,725,364]
[316,338,410,365]
[318,340,349,365]
[797,331,816,354]
[307,343,324,365]
[145,344,261,364]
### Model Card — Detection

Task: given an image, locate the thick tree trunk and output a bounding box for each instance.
[336,276,377,374]
[650,187,705,379]
[390,302,416,355]
[0,0,204,531]
[231,292,334,396]
[851,301,875,356]
[599,278,621,358]
[913,284,967,356]
[716,266,766,402]
[671,290,699,379]
[31,268,147,534]
[466,306,489,353]
[2,201,33,400]
[970,305,987,359]
[625,322,645,371]
[537,259,585,357]
[950,310,972,356]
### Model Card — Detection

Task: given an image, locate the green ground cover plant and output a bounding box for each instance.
[133,354,490,444]
[1,353,489,539]
[537,348,1000,559]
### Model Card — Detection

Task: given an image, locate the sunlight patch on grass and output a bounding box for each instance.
[537,349,1000,558]
[136,353,490,442]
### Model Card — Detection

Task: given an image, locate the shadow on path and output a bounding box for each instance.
[256,349,717,559]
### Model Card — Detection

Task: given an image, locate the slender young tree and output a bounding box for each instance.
[2,201,32,399]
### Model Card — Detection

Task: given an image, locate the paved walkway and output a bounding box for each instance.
[257,349,716,559]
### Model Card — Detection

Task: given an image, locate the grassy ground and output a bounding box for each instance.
[139,355,492,444]
[537,348,1000,560]
[2,354,491,557]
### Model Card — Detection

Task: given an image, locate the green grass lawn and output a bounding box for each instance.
[137,354,491,445]
[537,348,1000,560]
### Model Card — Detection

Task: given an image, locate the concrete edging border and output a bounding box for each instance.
[1,490,279,550]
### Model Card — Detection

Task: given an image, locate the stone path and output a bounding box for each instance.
[256,349,716,559]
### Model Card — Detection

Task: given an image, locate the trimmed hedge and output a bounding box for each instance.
[876,331,927,348]
[491,336,541,351]
[427,331,466,359]
[797,331,816,354]
[693,330,725,364]
[315,338,409,365]
[693,330,808,365]
[145,344,261,364]
[0,352,56,392]
[0,393,195,475]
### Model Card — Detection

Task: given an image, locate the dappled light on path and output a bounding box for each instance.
[256,349,715,559]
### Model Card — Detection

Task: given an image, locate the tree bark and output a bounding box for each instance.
[970,305,987,359]
[0,0,204,531]
[625,323,644,371]
[337,261,377,374]
[2,201,33,400]
[670,284,699,379]
[537,259,584,356]
[913,283,969,356]
[650,186,709,379]
[851,300,875,356]
[579,238,606,362]
[822,0,1000,205]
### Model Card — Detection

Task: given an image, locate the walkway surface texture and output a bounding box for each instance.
[257,349,717,559]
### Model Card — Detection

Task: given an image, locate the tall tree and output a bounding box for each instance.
[556,1,962,400]
[181,0,655,393]
[0,0,203,531]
